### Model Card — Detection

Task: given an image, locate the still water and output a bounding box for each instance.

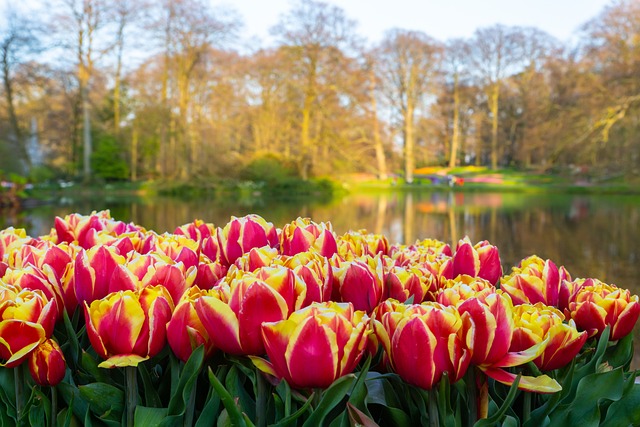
[2,190,640,365]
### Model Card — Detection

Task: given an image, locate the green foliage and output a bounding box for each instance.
[91,133,130,181]
[240,153,299,184]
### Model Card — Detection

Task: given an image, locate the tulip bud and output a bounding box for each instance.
[453,237,502,285]
[28,338,66,386]
[279,218,337,258]
[255,302,370,389]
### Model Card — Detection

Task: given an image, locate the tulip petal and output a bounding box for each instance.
[286,317,338,389]
[0,320,46,367]
[196,296,243,355]
[482,366,561,393]
[492,338,548,368]
[99,354,149,368]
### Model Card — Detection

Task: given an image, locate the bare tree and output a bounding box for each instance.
[466,24,522,169]
[271,0,359,180]
[376,29,441,183]
[0,8,42,173]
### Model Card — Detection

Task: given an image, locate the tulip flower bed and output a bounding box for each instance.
[0,210,639,427]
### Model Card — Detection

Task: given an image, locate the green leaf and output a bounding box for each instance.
[347,356,372,417]
[474,375,521,427]
[78,382,125,421]
[62,309,80,367]
[347,402,380,427]
[195,388,221,427]
[269,391,314,427]
[80,351,110,385]
[134,406,169,427]
[207,366,247,427]
[138,364,163,408]
[603,332,634,369]
[601,376,640,427]
[302,374,356,427]
[167,345,204,417]
[501,415,519,427]
[58,382,90,423]
[549,368,625,427]
[225,365,256,421]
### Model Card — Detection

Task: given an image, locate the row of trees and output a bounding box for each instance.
[1,0,639,183]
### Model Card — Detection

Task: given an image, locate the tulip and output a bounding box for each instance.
[457,292,561,392]
[436,275,496,307]
[0,227,34,260]
[141,232,199,269]
[337,230,388,259]
[453,237,502,285]
[234,246,279,272]
[84,286,174,368]
[332,255,384,313]
[74,246,126,304]
[279,251,333,306]
[193,259,227,290]
[167,287,215,363]
[384,265,436,303]
[53,211,142,249]
[391,250,454,288]
[391,238,452,258]
[195,267,302,356]
[28,338,66,386]
[0,284,57,367]
[217,215,279,266]
[500,255,571,307]
[567,279,640,341]
[174,219,216,242]
[279,218,337,258]
[511,303,587,371]
[374,301,470,389]
[253,302,370,389]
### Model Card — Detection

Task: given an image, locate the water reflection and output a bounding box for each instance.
[2,191,640,366]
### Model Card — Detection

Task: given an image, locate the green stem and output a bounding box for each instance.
[184,375,197,427]
[312,388,322,409]
[256,373,267,427]
[428,388,440,427]
[466,367,477,427]
[50,387,57,427]
[15,365,24,421]
[523,391,532,423]
[126,366,138,427]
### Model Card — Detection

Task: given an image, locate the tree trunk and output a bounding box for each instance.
[131,123,138,181]
[300,95,312,180]
[82,86,92,180]
[1,45,30,173]
[449,72,460,168]
[404,103,415,184]
[369,68,387,179]
[489,84,499,169]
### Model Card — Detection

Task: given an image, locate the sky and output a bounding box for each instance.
[214,0,613,45]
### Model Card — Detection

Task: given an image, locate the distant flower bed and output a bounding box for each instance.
[0,211,638,426]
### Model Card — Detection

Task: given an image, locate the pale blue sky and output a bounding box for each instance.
[215,0,613,44]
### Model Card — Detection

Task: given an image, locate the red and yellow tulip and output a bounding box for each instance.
[384,265,436,303]
[217,215,279,266]
[511,303,587,371]
[458,292,560,392]
[166,286,216,363]
[500,255,571,307]
[0,284,57,367]
[279,218,338,258]
[83,286,174,368]
[28,338,66,386]
[195,266,303,356]
[332,255,384,313]
[453,237,502,285]
[374,301,470,389]
[337,230,389,259]
[253,302,370,389]
[567,278,640,341]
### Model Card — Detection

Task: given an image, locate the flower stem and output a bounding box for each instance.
[256,373,267,427]
[15,365,24,421]
[184,375,197,427]
[50,387,57,427]
[126,366,138,427]
[428,389,440,427]
[523,391,532,423]
[466,367,477,427]
[312,388,322,409]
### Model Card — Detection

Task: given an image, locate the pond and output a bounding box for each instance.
[2,190,640,366]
